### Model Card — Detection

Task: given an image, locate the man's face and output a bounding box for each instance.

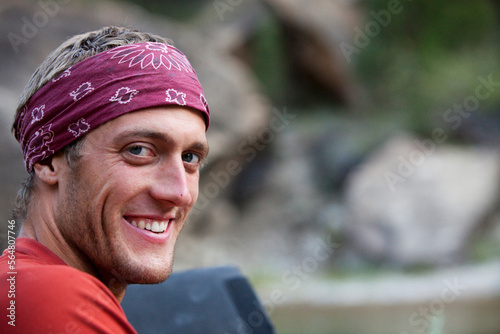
[54,106,208,285]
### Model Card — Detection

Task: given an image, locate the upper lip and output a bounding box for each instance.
[124,215,175,222]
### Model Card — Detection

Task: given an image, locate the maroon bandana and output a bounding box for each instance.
[13,42,210,171]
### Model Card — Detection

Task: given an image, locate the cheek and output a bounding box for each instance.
[188,174,200,204]
[103,171,143,205]
[79,166,134,216]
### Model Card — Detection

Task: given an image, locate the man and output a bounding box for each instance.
[0,26,210,333]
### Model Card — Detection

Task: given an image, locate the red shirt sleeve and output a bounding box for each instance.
[1,264,137,334]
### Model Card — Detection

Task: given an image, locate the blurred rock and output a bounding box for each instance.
[344,135,500,267]
[262,0,363,105]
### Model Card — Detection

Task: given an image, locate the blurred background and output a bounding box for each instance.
[1,0,500,333]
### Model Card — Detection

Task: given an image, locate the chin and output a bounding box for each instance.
[127,265,173,285]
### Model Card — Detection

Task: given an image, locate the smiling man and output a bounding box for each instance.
[0,26,209,333]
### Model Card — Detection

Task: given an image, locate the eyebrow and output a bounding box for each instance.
[120,129,209,157]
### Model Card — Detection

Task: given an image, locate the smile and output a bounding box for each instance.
[126,218,171,233]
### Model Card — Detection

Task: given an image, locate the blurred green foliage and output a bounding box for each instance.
[252,12,289,104]
[354,0,500,135]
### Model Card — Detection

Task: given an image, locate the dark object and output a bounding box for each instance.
[121,266,276,334]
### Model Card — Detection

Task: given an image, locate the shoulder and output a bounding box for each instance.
[19,263,115,305]
[2,263,136,333]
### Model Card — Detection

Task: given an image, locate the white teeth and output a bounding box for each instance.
[129,219,169,233]
[151,221,160,232]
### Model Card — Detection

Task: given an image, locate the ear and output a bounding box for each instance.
[33,153,66,186]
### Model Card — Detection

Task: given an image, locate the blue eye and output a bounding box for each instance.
[182,152,200,164]
[127,145,151,157]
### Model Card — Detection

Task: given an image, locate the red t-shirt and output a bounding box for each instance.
[0,238,137,333]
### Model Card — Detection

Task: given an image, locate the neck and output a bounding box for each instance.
[20,216,127,301]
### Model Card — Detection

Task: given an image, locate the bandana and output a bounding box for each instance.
[13,42,210,171]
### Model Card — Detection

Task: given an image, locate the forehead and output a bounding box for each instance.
[90,106,207,141]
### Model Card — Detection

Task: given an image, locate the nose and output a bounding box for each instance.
[149,157,194,207]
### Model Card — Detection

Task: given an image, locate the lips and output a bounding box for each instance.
[124,217,171,233]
